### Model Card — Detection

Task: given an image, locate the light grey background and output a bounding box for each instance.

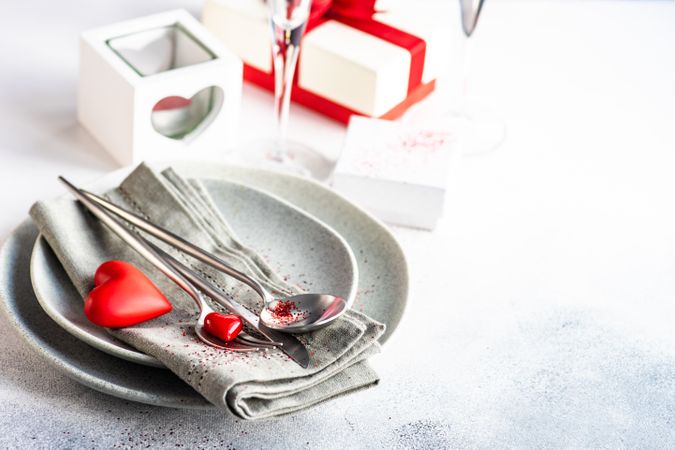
[1,0,674,448]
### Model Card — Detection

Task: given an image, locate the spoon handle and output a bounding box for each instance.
[58,177,204,309]
[79,189,271,302]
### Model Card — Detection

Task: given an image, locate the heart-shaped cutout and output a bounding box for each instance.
[204,312,242,342]
[85,260,172,328]
[151,86,223,141]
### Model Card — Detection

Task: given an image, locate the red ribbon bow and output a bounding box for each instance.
[309,0,378,25]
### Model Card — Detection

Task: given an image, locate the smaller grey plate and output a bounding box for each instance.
[30,180,358,368]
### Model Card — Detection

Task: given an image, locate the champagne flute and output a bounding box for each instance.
[384,0,502,155]
[412,0,502,155]
[246,0,334,181]
[456,0,505,155]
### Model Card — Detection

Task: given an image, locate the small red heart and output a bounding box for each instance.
[85,260,172,328]
[204,312,242,342]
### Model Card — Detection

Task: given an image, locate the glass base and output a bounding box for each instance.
[242,139,336,182]
[445,99,506,156]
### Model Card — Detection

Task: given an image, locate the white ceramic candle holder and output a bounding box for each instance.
[78,9,242,166]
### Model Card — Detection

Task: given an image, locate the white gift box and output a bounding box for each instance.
[202,0,445,123]
[332,116,459,230]
[78,9,242,166]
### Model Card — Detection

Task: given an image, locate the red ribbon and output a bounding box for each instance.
[306,0,426,95]
[308,0,379,24]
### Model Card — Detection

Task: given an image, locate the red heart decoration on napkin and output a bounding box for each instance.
[85,260,172,328]
[204,312,242,342]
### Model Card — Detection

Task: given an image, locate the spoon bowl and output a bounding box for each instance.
[259,293,348,333]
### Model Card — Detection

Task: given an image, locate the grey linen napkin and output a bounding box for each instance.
[29,163,385,420]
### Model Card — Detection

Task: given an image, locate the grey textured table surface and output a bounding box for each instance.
[1,0,675,448]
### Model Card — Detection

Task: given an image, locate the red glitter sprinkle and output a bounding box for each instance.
[272,300,296,319]
[268,300,309,324]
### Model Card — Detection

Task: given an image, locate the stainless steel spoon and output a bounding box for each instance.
[77,186,351,333]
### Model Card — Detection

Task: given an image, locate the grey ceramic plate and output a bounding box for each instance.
[0,163,408,408]
[30,179,359,368]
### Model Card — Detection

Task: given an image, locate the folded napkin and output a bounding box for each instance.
[30,163,385,420]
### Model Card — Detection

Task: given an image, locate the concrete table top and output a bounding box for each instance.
[0,0,673,448]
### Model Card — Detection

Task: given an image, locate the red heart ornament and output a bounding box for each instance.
[204,312,242,342]
[85,260,172,328]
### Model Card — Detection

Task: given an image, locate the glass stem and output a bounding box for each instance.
[272,37,301,161]
[460,35,471,119]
